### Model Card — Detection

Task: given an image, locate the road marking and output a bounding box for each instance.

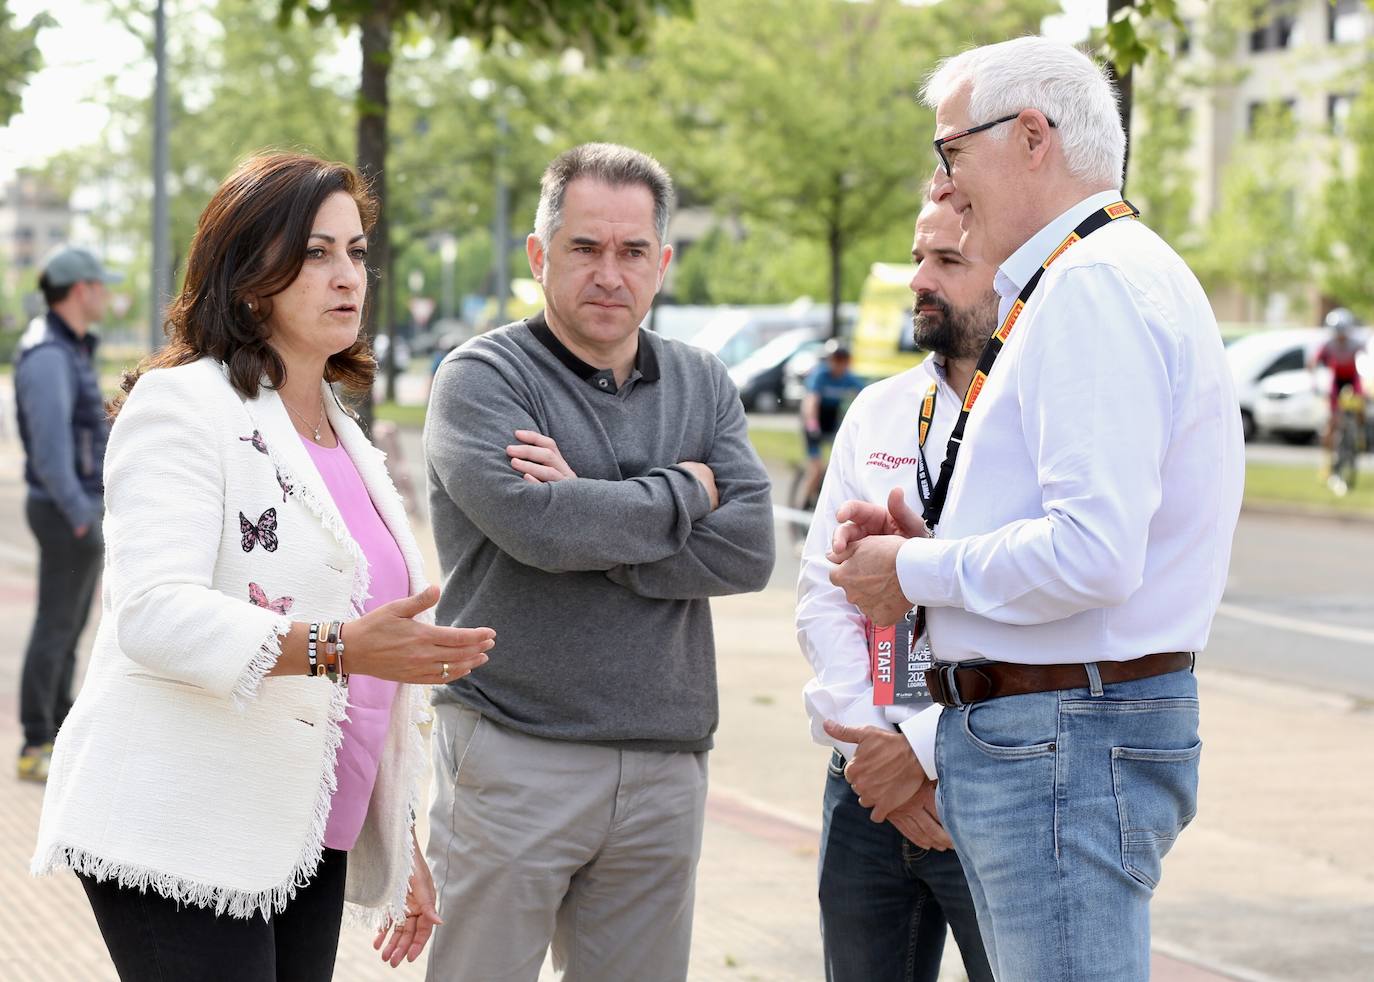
[1216,601,1374,646]
[710,784,820,834]
[1151,940,1284,982]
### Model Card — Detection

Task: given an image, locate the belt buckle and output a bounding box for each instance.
[938,663,965,708]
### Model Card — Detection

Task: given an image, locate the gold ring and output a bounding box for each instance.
[441,662,449,680]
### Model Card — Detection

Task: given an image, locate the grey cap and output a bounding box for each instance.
[40,246,123,288]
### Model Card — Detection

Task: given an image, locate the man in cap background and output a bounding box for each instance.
[14,246,118,782]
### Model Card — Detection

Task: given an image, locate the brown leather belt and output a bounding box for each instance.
[923,651,1194,708]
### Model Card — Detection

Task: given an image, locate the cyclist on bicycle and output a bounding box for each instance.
[797,339,865,509]
[1312,307,1365,459]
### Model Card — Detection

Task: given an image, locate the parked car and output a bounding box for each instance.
[642,304,723,344]
[729,328,824,412]
[1225,328,1324,442]
[690,300,854,369]
[1252,328,1371,444]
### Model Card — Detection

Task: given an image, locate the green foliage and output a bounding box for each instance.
[672,220,912,307]
[54,0,1071,337]
[1126,77,1195,248]
[0,1,50,126]
[1101,0,1184,76]
[1316,83,1374,318]
[1196,106,1307,314]
[76,0,354,272]
[279,0,692,58]
[592,0,1052,318]
[382,39,611,290]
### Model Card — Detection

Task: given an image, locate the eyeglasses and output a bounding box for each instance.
[933,112,1057,176]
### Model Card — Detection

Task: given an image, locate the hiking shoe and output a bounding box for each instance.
[17,744,51,783]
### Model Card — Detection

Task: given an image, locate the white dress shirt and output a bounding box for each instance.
[797,356,960,770]
[896,190,1244,776]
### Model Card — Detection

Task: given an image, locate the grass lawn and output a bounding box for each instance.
[748,427,807,469]
[1244,460,1374,514]
[375,402,429,429]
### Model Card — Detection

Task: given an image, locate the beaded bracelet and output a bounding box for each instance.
[336,621,348,686]
[323,621,342,685]
[307,622,321,677]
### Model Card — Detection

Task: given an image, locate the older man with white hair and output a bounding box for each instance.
[828,36,1244,981]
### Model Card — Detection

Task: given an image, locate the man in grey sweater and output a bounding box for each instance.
[422,143,775,981]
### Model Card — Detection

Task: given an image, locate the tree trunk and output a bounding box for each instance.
[828,176,845,340]
[828,221,843,340]
[1107,0,1135,192]
[384,237,399,402]
[355,1,393,434]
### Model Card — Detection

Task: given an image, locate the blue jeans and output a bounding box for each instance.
[818,751,994,982]
[936,667,1201,982]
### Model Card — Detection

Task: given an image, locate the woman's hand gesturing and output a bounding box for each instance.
[346,586,494,685]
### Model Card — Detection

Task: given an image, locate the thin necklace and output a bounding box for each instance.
[284,393,327,443]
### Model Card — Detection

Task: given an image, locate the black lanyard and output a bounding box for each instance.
[914,382,938,509]
[920,199,1139,529]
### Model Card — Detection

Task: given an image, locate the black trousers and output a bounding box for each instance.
[79,848,348,982]
[20,496,102,748]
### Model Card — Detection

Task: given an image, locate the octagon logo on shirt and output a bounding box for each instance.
[867,451,919,471]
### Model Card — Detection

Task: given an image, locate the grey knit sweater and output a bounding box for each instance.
[424,313,776,752]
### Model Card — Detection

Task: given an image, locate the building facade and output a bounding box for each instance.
[1167,0,1372,323]
[0,172,73,318]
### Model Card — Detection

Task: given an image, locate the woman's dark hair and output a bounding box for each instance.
[113,151,378,415]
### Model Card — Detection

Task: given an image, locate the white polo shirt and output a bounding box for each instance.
[895,191,1244,776]
[797,355,959,770]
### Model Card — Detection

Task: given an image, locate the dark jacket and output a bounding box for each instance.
[14,311,107,530]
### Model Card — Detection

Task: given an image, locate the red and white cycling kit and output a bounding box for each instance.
[1316,339,1363,411]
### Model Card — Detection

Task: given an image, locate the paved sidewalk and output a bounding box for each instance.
[0,419,1369,979]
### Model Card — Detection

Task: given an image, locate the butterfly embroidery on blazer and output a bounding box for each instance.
[247,582,294,614]
[275,468,294,503]
[239,508,279,553]
[239,430,269,455]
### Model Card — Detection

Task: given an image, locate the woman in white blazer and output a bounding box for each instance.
[32,152,495,981]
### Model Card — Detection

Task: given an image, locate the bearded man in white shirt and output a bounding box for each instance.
[827,37,1244,982]
[798,195,996,982]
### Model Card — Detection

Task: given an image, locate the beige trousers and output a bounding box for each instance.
[424,704,709,982]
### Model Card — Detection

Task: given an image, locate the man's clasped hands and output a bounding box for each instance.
[824,488,951,851]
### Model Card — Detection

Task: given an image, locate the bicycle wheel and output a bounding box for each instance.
[1334,418,1359,491]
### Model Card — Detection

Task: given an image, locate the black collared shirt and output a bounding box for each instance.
[527,311,660,398]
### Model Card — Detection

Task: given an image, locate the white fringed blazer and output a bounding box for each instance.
[32,357,431,924]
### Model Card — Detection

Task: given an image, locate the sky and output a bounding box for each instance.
[1,0,147,181]
[0,0,1105,184]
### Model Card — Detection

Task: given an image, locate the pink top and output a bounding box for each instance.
[302,436,407,852]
